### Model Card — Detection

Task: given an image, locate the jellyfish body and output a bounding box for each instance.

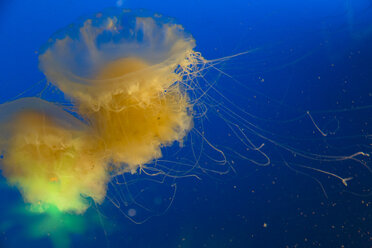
[0,9,201,213]
[39,9,196,172]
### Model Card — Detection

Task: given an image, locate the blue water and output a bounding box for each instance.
[1,0,372,247]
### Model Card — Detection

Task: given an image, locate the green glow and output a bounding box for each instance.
[26,204,87,248]
[0,199,101,248]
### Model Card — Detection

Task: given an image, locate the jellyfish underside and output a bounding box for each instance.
[85,56,193,171]
[0,98,108,213]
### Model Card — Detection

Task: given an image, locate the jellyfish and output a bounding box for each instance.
[0,9,206,214]
[38,9,198,172]
[0,8,369,220]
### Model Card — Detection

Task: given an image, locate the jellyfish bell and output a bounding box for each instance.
[38,8,197,104]
[39,9,200,172]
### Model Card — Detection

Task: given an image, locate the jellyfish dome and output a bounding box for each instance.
[39,9,201,173]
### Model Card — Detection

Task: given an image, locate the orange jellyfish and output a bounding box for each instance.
[38,9,200,173]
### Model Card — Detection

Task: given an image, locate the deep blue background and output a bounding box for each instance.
[1,0,372,247]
